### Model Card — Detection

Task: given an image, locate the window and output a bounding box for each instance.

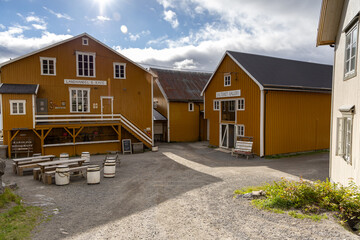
[10,100,26,115]
[336,116,353,163]
[224,74,231,86]
[70,88,90,112]
[237,98,245,110]
[40,57,56,75]
[345,24,358,78]
[113,63,126,79]
[213,100,220,111]
[82,37,89,45]
[76,52,96,77]
[228,101,235,112]
[188,102,194,112]
[236,125,245,137]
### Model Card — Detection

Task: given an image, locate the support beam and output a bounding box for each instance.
[8,130,20,158]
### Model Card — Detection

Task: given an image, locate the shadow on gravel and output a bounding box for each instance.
[158,142,329,182]
[4,150,222,240]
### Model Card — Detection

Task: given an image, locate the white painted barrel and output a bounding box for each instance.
[81,152,90,163]
[87,165,100,184]
[60,153,69,160]
[55,165,70,186]
[104,159,116,178]
[152,146,159,152]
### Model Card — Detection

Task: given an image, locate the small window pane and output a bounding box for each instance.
[19,103,24,113]
[12,103,17,113]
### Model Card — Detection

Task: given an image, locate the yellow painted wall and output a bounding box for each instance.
[2,94,34,130]
[204,55,261,155]
[265,91,331,155]
[153,80,168,118]
[0,35,153,148]
[169,102,201,142]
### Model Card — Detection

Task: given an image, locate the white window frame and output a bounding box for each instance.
[228,100,235,112]
[344,23,358,78]
[40,57,56,76]
[76,51,96,77]
[237,98,245,111]
[10,100,26,115]
[82,37,89,46]
[236,124,245,137]
[224,74,231,86]
[69,87,91,113]
[336,115,353,164]
[188,102,194,112]
[213,100,220,111]
[113,62,126,79]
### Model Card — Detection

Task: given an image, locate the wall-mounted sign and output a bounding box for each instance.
[216,90,241,98]
[64,79,107,86]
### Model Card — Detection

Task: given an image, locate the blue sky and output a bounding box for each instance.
[0,0,333,71]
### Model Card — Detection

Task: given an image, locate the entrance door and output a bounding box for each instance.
[101,97,113,115]
[220,124,228,148]
[228,124,235,148]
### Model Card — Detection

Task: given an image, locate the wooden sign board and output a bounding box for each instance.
[122,139,132,154]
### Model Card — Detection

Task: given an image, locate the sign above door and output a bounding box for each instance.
[216,90,241,98]
[64,79,107,86]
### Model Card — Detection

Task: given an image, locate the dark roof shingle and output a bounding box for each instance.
[227,51,333,90]
[0,83,39,94]
[151,68,211,102]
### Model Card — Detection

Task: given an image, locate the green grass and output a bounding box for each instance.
[0,188,43,240]
[265,149,329,159]
[234,178,360,226]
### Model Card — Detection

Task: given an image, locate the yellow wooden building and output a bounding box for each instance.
[151,68,211,142]
[0,33,154,157]
[202,51,332,156]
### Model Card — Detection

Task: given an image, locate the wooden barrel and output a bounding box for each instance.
[87,165,100,184]
[104,159,116,178]
[55,165,70,186]
[81,152,90,163]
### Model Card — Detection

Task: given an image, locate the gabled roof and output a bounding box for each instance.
[151,68,211,102]
[153,109,167,121]
[201,51,333,95]
[317,0,345,46]
[0,33,153,76]
[0,83,39,94]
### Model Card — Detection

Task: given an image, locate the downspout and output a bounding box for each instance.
[264,90,268,156]
[329,45,336,182]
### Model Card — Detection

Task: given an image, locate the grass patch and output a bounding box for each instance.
[234,185,266,195]
[0,188,43,240]
[234,178,360,228]
[265,149,329,159]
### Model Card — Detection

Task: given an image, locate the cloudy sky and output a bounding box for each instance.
[0,0,332,71]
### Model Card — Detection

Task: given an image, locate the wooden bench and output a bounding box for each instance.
[44,166,88,185]
[232,137,254,159]
[33,163,79,180]
[16,158,52,176]
[12,155,55,174]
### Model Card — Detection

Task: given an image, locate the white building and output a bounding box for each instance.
[317,0,360,186]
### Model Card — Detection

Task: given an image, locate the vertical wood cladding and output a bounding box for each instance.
[265,91,331,155]
[204,55,261,155]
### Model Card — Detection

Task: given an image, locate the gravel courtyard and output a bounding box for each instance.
[3,142,358,239]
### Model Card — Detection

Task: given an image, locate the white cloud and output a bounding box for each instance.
[0,28,72,63]
[129,30,150,41]
[120,25,128,34]
[163,10,179,28]
[173,59,197,69]
[0,24,5,29]
[24,14,47,30]
[25,15,44,23]
[96,16,111,22]
[43,6,73,20]
[32,24,46,30]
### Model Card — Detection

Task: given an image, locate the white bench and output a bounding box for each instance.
[232,138,254,159]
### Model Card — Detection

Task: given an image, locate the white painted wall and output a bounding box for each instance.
[331,0,360,186]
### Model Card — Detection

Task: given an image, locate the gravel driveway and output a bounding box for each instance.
[3,142,358,239]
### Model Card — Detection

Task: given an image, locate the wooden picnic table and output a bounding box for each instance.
[12,155,56,175]
[37,158,86,183]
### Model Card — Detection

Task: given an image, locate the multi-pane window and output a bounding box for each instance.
[224,75,231,86]
[213,100,220,110]
[76,52,95,77]
[40,57,56,75]
[237,125,245,137]
[238,98,245,110]
[228,101,235,112]
[345,24,358,77]
[113,63,126,79]
[70,88,90,112]
[188,102,194,112]
[10,100,26,115]
[336,116,352,163]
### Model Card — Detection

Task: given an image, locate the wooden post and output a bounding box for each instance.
[7,130,11,158]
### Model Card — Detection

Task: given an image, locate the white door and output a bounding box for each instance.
[100,96,113,116]
[220,124,228,148]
